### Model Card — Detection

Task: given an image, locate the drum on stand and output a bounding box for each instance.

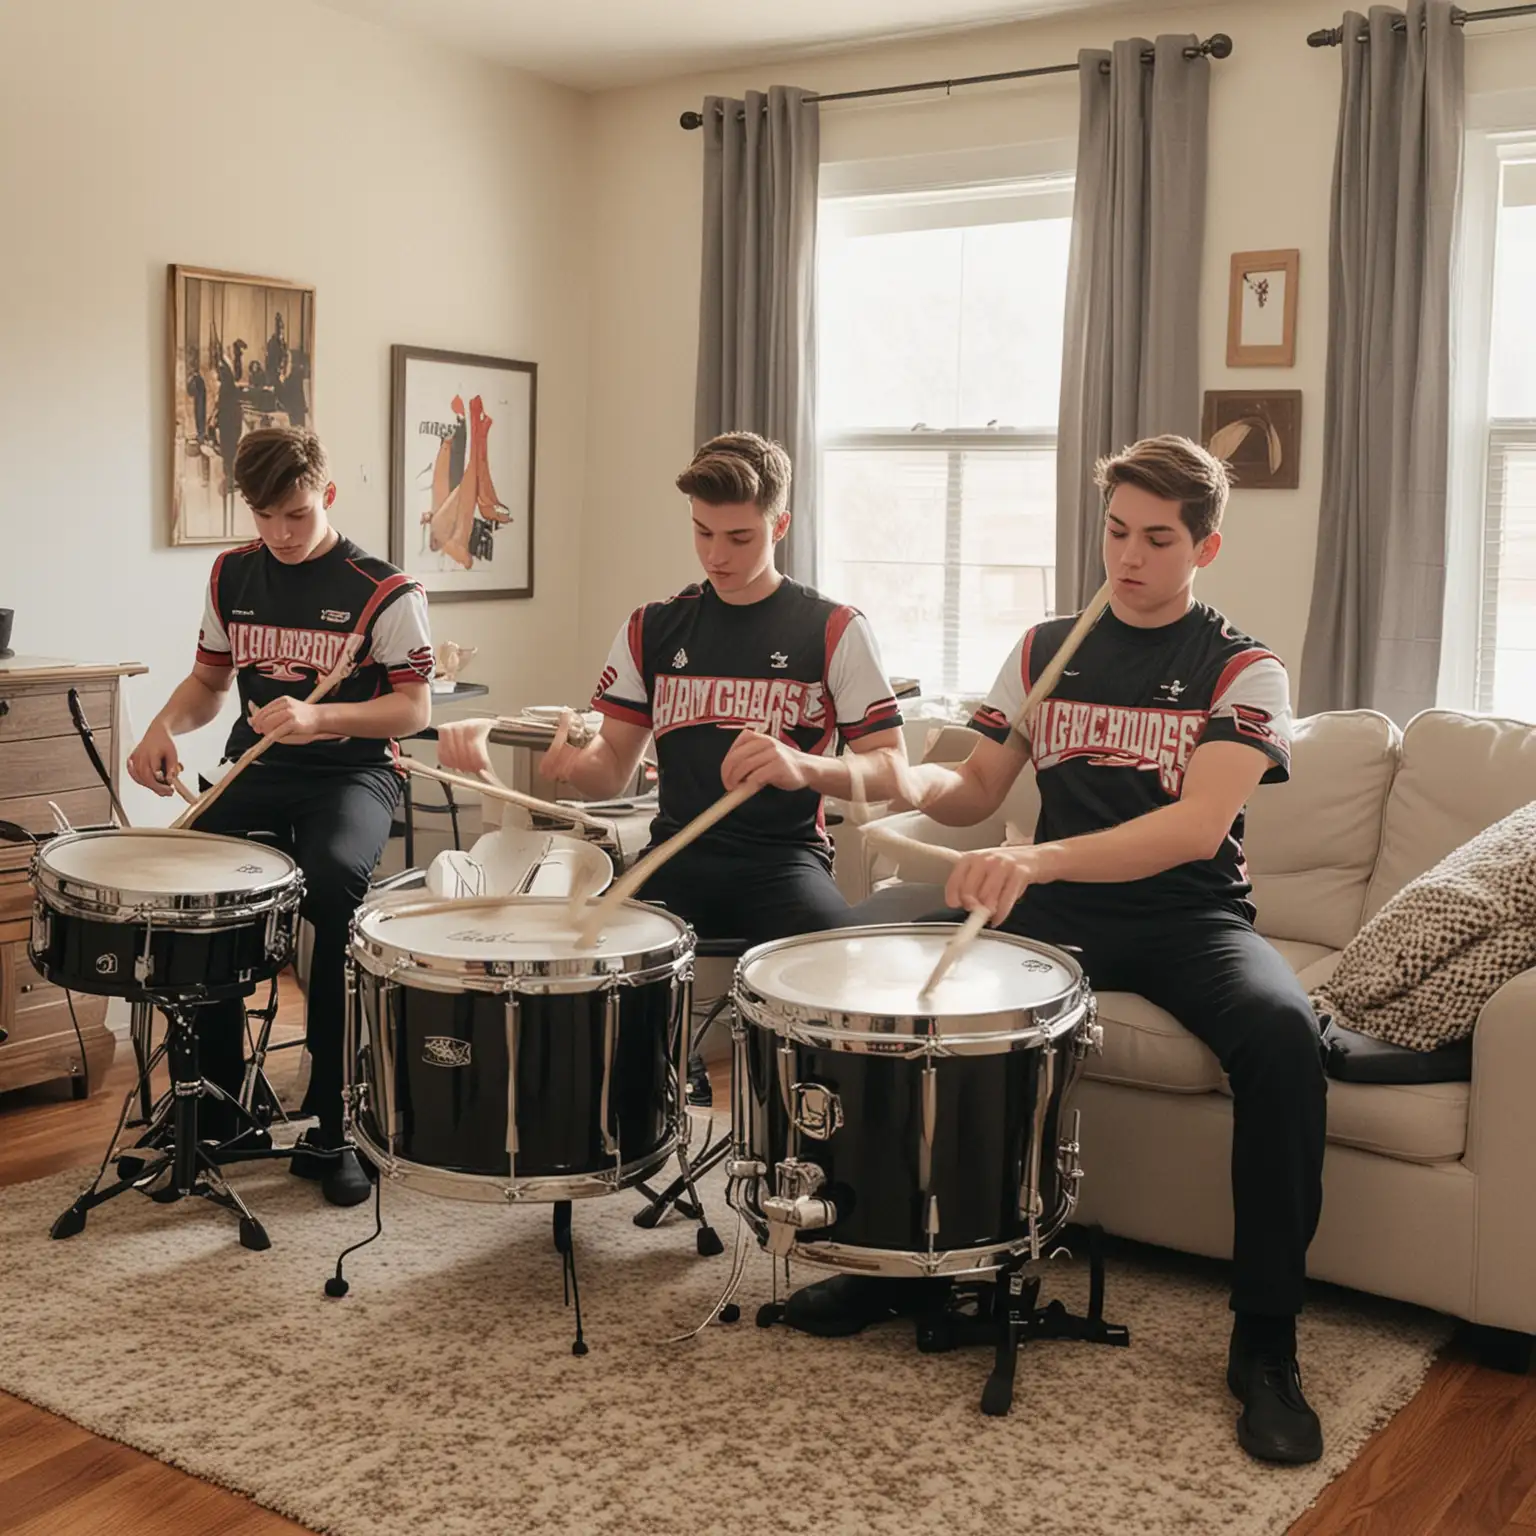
[728,923,1101,1279]
[29,828,302,1001]
[346,895,693,1204]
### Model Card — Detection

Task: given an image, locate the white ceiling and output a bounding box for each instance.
[315,0,1119,92]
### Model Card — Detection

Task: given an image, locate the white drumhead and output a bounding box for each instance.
[740,927,1077,1016]
[357,897,684,963]
[40,830,295,895]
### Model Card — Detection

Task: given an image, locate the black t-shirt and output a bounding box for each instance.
[592,579,901,855]
[969,602,1293,918]
[196,535,434,769]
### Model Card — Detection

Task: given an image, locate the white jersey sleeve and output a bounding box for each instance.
[1200,651,1293,781]
[968,629,1036,748]
[590,608,652,728]
[195,561,232,669]
[369,585,435,688]
[825,608,901,743]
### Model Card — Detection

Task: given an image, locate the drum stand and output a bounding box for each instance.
[51,998,290,1251]
[914,1225,1130,1417]
[632,990,732,1254]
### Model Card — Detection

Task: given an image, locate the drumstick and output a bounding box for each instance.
[913,577,1114,992]
[571,784,758,945]
[171,773,195,805]
[172,639,359,830]
[400,757,610,832]
[919,905,991,998]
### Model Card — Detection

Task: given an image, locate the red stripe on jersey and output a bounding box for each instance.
[1211,648,1281,709]
[842,698,901,741]
[626,607,645,676]
[196,645,232,668]
[594,697,652,729]
[352,572,414,641]
[815,605,863,757]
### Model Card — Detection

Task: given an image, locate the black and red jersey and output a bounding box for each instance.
[196,535,433,769]
[970,602,1292,917]
[592,578,901,855]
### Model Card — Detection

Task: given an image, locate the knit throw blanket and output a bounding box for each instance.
[1310,801,1536,1050]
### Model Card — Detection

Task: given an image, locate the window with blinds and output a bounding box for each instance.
[1477,153,1536,720]
[816,176,1072,696]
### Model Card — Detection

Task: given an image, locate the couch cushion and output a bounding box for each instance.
[1088,991,1224,1093]
[1246,711,1400,950]
[1324,1079,1469,1162]
[1364,710,1536,920]
[1087,938,1339,1094]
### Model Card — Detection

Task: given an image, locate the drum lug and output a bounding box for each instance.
[30,904,51,955]
[1058,1107,1084,1195]
[761,1157,836,1257]
[789,1081,843,1141]
[134,908,155,986]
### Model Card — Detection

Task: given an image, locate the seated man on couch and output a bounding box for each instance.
[792,435,1329,1467]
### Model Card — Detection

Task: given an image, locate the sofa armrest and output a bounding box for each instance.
[1464,966,1536,1332]
[856,809,1005,898]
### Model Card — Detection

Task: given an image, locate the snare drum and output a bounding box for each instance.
[29,829,303,1001]
[730,924,1100,1278]
[347,896,693,1202]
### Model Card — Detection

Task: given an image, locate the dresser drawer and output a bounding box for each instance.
[11,946,64,1014]
[0,787,114,876]
[0,732,111,801]
[0,869,31,945]
[0,686,113,744]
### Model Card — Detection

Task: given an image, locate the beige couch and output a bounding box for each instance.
[855,709,1536,1351]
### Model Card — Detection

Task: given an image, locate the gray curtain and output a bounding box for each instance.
[1056,36,1210,613]
[1298,1,1464,721]
[693,86,820,584]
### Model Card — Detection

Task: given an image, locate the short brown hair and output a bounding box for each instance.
[676,432,791,518]
[233,427,330,511]
[1093,434,1230,542]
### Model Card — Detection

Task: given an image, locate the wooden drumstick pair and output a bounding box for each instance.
[917,576,1113,998]
[172,639,361,831]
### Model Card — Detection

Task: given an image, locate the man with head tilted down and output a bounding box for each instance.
[127,428,433,1205]
[437,432,911,1103]
[788,436,1328,1466]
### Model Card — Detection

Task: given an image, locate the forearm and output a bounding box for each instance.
[550,738,635,800]
[799,745,904,802]
[1029,802,1220,885]
[311,692,429,740]
[901,761,1002,826]
[153,674,227,736]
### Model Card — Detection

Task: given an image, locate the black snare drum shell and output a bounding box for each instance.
[355,972,674,1180]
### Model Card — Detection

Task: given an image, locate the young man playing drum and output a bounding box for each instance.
[127,428,433,1205]
[437,431,909,1103]
[791,436,1328,1466]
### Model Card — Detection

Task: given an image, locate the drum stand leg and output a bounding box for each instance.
[633,993,730,1255]
[50,1002,281,1251]
[914,1226,1130,1418]
[553,1201,589,1357]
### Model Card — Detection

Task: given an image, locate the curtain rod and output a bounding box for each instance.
[678,33,1234,129]
[1308,3,1536,46]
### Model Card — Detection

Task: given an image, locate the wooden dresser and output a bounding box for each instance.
[0,657,145,1097]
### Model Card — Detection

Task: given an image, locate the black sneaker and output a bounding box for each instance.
[782,1274,952,1338]
[686,1051,713,1108]
[1227,1337,1324,1464]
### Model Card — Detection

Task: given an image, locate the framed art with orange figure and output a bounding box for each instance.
[389,345,536,602]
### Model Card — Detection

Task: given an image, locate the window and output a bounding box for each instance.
[817,172,1073,696]
[1478,154,1536,719]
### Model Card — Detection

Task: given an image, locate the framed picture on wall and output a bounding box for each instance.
[1202,389,1302,491]
[170,265,316,545]
[389,345,536,602]
[1226,249,1299,367]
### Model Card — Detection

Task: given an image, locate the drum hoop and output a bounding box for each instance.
[33,830,301,920]
[350,895,693,987]
[732,989,1089,1056]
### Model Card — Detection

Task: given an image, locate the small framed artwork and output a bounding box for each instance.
[1226,249,1299,367]
[1202,390,1302,491]
[389,345,536,602]
[170,264,316,545]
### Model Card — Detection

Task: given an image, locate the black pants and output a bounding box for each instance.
[636,839,849,948]
[846,885,1328,1318]
[190,760,401,1138]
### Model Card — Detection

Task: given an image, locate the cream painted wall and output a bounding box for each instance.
[580,0,1536,693]
[0,0,592,823]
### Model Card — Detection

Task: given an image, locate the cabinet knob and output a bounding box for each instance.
[0,1027,8,1045]
[0,699,9,718]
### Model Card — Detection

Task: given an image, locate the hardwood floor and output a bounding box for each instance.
[1,979,1532,1535]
